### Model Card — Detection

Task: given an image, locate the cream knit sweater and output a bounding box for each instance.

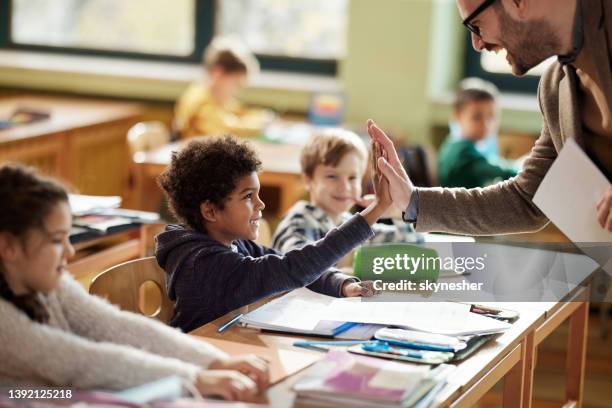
[0,273,227,390]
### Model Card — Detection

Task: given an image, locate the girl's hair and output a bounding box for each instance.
[0,163,69,240]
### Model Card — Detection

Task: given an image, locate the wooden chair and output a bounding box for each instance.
[127,121,170,157]
[89,257,174,324]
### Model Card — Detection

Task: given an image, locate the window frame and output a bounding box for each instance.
[0,0,337,76]
[463,32,541,94]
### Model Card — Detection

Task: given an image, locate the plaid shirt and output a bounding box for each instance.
[272,201,423,254]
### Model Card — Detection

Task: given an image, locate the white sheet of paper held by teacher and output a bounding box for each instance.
[533,138,612,273]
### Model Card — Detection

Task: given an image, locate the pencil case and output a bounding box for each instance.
[353,243,440,283]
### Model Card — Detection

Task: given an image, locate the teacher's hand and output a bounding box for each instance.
[596,185,612,232]
[367,119,415,211]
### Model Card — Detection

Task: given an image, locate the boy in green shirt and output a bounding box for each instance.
[438,85,518,188]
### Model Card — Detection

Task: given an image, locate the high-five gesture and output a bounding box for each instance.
[367,119,415,211]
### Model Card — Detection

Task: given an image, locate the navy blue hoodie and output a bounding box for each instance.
[155,214,374,332]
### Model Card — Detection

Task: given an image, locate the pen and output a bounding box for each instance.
[293,340,370,350]
[332,322,359,337]
[217,313,244,333]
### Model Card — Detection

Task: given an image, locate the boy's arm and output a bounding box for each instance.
[201,214,374,313]
[306,270,358,297]
[245,240,357,298]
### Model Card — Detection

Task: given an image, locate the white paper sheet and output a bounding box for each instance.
[241,288,510,336]
[533,138,612,273]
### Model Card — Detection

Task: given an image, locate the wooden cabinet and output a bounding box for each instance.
[0,96,143,198]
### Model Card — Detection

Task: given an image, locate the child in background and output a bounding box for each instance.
[437,81,518,188]
[174,37,273,139]
[155,136,390,332]
[0,164,268,401]
[272,129,422,257]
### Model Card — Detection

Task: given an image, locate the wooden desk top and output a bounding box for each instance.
[135,139,302,175]
[0,96,143,143]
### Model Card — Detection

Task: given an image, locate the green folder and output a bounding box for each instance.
[353,243,440,283]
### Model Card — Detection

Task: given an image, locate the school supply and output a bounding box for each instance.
[468,303,520,322]
[374,328,467,352]
[293,339,370,352]
[533,138,612,273]
[292,349,452,408]
[201,336,320,384]
[69,194,122,216]
[353,244,440,283]
[239,288,384,339]
[240,288,511,337]
[217,313,244,333]
[348,341,455,365]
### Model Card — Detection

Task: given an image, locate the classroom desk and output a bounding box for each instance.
[130,140,305,216]
[190,245,596,408]
[0,96,143,197]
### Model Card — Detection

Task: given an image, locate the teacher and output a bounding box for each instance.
[369,0,612,235]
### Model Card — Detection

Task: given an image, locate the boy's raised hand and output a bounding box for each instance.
[372,140,393,210]
[367,119,415,211]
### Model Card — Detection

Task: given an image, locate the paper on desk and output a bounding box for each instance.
[242,288,510,336]
[533,138,612,273]
[69,194,121,216]
[201,336,320,384]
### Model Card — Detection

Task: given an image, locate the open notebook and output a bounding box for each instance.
[240,288,510,337]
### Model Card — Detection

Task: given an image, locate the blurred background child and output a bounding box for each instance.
[174,37,273,139]
[437,79,519,188]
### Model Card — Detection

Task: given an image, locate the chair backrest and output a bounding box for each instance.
[398,145,435,187]
[89,257,174,324]
[127,121,171,156]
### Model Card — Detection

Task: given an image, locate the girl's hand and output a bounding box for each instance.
[209,354,270,391]
[195,369,259,401]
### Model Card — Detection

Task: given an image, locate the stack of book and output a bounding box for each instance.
[293,350,455,408]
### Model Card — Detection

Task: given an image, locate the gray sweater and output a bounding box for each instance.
[0,274,226,390]
[155,214,374,332]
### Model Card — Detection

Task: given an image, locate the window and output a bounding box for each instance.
[216,0,348,60]
[11,0,196,57]
[1,0,348,75]
[464,33,556,94]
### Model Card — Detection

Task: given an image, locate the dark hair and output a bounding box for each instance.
[0,163,68,240]
[158,136,262,232]
[203,37,259,76]
[453,88,496,112]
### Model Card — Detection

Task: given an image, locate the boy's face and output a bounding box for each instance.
[209,67,247,103]
[454,100,497,141]
[305,151,365,221]
[203,172,265,245]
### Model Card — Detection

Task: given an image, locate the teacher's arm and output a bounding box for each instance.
[368,118,556,236]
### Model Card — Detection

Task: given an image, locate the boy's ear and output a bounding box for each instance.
[302,173,312,191]
[200,201,218,223]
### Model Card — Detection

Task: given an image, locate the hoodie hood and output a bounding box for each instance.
[155,224,227,300]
